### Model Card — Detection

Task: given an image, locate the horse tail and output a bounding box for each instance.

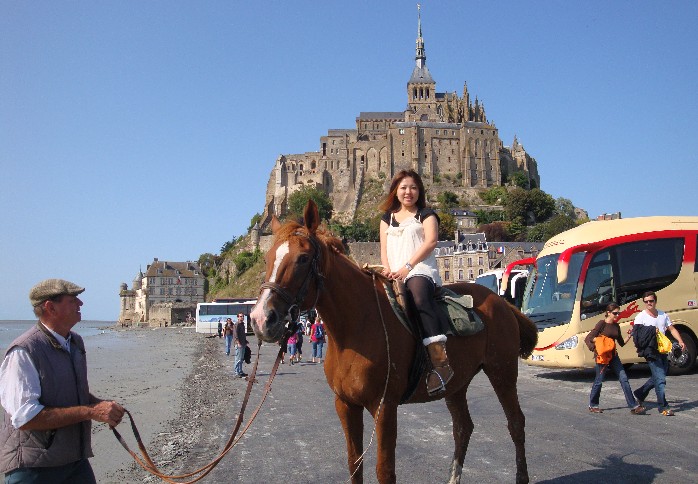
[509,303,538,359]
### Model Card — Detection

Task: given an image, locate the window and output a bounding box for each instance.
[581,238,684,317]
[445,270,450,281]
[444,259,450,269]
[458,270,464,280]
[399,128,405,135]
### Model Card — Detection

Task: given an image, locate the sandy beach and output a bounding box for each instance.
[87,326,246,483]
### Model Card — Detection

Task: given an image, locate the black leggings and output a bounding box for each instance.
[406,276,449,338]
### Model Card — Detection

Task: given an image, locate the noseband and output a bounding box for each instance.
[259,232,324,323]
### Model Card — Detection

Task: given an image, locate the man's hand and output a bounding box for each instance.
[89,400,125,428]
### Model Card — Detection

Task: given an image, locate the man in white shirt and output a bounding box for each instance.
[632,290,686,416]
[0,279,125,483]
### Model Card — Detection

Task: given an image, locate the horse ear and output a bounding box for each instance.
[271,214,281,234]
[303,200,320,234]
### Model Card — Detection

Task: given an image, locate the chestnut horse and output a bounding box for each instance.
[250,201,538,484]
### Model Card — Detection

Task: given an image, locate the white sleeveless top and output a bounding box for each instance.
[385,212,442,285]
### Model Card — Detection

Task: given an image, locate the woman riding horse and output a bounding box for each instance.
[251,201,537,484]
[379,169,453,396]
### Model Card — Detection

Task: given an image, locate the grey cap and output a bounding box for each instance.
[29,279,85,307]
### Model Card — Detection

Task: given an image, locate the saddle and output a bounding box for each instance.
[383,278,484,339]
[363,265,484,402]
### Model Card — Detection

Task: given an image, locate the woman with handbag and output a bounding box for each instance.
[585,303,645,414]
[632,291,686,416]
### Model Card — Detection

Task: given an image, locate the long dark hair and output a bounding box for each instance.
[378,169,427,213]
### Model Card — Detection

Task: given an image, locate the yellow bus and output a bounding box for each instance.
[509,216,698,374]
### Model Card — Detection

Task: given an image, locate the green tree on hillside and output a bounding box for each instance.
[479,186,508,205]
[505,188,555,225]
[437,191,460,209]
[288,186,333,221]
[197,253,221,277]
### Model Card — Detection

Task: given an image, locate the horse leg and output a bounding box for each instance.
[370,401,398,484]
[483,366,529,484]
[445,386,474,484]
[335,395,365,483]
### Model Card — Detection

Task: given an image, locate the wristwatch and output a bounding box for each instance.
[405,262,413,270]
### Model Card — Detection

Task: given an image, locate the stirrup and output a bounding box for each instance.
[426,368,450,396]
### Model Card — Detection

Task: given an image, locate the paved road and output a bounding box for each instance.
[181,340,698,483]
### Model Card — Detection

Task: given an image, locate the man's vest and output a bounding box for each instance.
[0,322,93,473]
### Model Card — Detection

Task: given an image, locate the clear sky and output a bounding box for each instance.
[1,1,696,321]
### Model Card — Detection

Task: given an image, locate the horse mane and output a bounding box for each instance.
[273,219,355,275]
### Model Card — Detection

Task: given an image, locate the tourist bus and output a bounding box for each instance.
[475,268,529,308]
[517,216,698,374]
[195,299,256,335]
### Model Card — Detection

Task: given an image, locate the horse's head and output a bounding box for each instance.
[251,200,340,342]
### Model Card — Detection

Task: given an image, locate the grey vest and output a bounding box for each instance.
[0,322,93,474]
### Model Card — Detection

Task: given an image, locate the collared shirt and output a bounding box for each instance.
[0,323,72,429]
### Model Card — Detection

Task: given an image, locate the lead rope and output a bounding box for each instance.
[348,273,391,481]
[111,340,285,483]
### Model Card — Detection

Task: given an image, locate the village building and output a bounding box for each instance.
[118,258,205,326]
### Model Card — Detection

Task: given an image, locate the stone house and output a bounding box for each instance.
[119,258,205,325]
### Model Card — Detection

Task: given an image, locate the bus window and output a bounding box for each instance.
[522,252,584,328]
[581,250,614,318]
[614,238,683,304]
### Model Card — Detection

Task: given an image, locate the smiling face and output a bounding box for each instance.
[397,176,419,209]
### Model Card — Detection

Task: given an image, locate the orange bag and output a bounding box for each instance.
[594,334,616,364]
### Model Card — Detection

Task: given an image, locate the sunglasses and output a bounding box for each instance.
[643,299,656,304]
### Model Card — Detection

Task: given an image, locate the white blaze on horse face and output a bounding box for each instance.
[251,241,290,332]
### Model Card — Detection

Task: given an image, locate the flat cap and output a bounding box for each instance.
[29,279,85,307]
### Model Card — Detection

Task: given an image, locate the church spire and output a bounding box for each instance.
[415,4,426,69]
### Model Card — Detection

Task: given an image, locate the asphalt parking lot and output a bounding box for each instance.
[184,342,698,483]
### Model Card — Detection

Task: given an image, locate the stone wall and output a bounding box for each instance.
[148,302,197,327]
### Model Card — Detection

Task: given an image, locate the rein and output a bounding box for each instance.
[111,340,285,483]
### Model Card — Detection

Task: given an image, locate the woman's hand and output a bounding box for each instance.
[389,266,410,281]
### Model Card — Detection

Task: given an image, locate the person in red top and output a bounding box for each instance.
[584,302,644,414]
[309,318,326,363]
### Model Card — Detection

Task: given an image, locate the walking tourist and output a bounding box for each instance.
[584,303,645,414]
[310,318,326,363]
[287,331,298,365]
[296,323,304,362]
[0,279,125,483]
[233,313,248,378]
[223,318,234,355]
[379,169,453,395]
[632,291,686,416]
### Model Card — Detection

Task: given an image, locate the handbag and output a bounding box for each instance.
[656,329,672,354]
[594,334,616,364]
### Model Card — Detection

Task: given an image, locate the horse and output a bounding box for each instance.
[250,201,538,484]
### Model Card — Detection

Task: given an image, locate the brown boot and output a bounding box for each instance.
[425,341,454,396]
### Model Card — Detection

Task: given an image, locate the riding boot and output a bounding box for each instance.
[425,341,454,396]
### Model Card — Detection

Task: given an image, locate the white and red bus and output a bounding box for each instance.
[512,216,698,374]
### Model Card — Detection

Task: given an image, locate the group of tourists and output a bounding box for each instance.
[585,291,686,416]
[282,317,326,364]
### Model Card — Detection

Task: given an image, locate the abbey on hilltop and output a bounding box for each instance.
[260,7,540,226]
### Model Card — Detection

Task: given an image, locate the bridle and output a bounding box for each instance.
[259,231,324,325]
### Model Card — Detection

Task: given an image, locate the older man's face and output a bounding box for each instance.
[49,294,83,326]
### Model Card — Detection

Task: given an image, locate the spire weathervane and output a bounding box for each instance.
[415,3,426,66]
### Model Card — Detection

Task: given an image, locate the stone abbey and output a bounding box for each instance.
[261,9,540,225]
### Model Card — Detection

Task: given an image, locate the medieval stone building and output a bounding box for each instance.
[118,258,205,326]
[261,10,540,226]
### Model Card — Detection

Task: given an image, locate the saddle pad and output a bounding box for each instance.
[382,283,484,338]
[437,287,484,336]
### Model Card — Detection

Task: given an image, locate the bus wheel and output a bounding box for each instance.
[668,329,697,375]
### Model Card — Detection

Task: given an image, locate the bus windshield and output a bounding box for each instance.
[521,252,585,329]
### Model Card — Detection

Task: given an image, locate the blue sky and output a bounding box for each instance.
[1,1,696,320]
